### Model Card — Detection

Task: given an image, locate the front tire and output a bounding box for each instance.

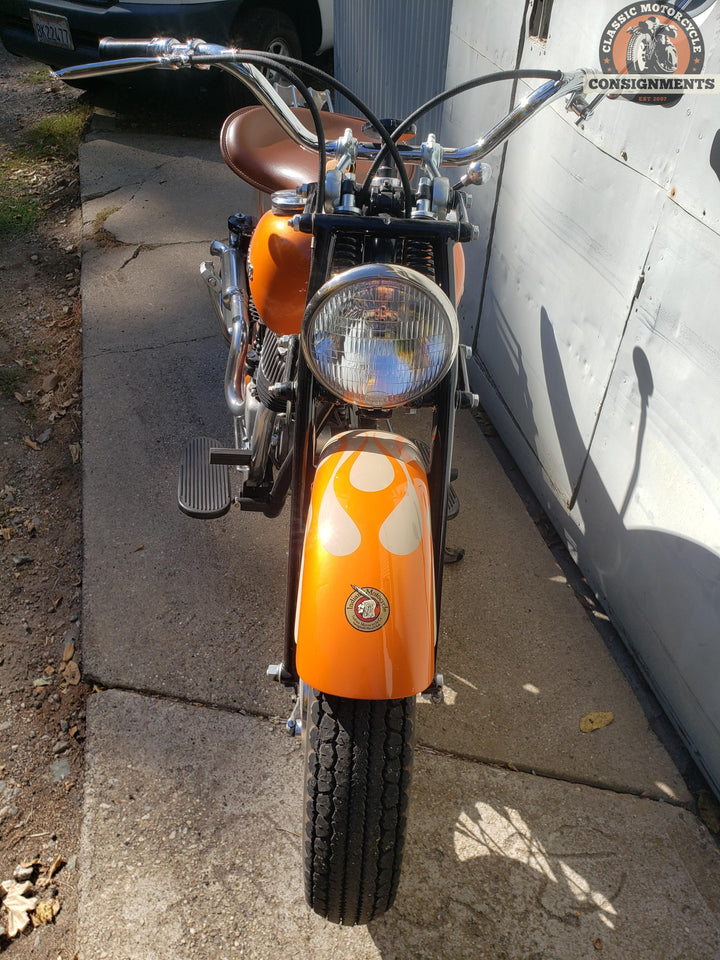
[303,689,415,925]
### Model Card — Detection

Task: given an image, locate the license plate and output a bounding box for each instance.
[30,10,74,50]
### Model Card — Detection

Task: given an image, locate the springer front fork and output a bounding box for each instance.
[202,214,474,728]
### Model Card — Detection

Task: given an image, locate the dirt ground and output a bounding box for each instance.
[0,42,88,958]
[0,40,232,956]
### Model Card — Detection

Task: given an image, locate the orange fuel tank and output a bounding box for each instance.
[247,191,311,336]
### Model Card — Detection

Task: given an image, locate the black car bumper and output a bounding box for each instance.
[0,0,240,68]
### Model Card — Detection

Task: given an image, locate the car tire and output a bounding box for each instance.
[224,6,301,102]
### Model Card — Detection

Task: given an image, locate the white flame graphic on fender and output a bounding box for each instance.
[317,447,423,558]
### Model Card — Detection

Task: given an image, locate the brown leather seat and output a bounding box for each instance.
[220,106,379,194]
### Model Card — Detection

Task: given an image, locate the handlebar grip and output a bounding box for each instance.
[99,37,170,59]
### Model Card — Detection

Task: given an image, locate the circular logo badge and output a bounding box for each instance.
[599,3,705,104]
[345,586,390,632]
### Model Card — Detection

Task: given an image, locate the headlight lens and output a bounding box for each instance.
[302,263,459,408]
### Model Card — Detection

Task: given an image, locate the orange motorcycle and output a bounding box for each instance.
[56,40,588,924]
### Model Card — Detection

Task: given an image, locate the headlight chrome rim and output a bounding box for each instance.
[301,263,459,409]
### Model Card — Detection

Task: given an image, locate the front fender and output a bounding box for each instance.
[295,430,435,700]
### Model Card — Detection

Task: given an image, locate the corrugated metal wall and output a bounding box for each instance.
[332,0,452,140]
[334,0,720,797]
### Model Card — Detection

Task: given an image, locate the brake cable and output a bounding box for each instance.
[362,68,564,191]
[192,50,328,213]
[255,54,415,217]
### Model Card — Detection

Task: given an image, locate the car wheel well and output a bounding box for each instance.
[237,0,322,58]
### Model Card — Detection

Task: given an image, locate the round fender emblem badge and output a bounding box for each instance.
[345,585,390,632]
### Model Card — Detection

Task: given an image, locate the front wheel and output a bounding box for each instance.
[303,689,416,925]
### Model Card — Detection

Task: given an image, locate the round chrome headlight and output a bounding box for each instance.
[302,263,459,409]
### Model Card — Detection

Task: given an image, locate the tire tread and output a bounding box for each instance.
[304,692,415,925]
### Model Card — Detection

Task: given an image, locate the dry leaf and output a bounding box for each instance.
[23,436,41,451]
[580,711,614,733]
[32,897,60,925]
[1,527,13,541]
[69,442,81,464]
[41,372,60,393]
[13,392,31,404]
[1,879,39,938]
[63,642,75,663]
[47,856,65,881]
[63,661,81,686]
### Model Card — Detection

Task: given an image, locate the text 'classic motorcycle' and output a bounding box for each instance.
[55,41,594,925]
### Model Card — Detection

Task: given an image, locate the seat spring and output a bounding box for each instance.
[331,233,364,273]
[403,240,435,280]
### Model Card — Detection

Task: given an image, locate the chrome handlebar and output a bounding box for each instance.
[54,39,324,152]
[53,38,588,167]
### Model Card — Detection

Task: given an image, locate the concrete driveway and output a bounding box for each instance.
[77,117,720,959]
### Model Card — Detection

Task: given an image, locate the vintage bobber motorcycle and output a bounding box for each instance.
[55,41,592,925]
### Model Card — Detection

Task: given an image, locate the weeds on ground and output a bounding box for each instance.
[0,189,42,237]
[0,104,91,239]
[22,107,92,161]
[18,64,52,85]
[0,364,25,399]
